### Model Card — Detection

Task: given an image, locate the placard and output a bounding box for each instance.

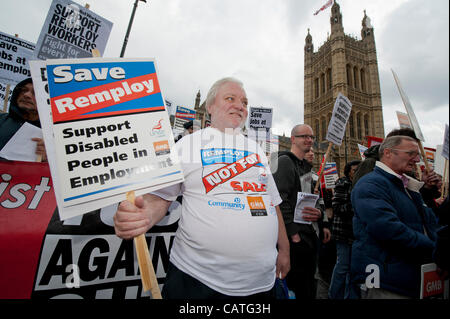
[248,107,273,133]
[391,69,425,142]
[396,111,412,129]
[30,58,183,220]
[326,93,352,146]
[442,124,449,160]
[0,31,35,83]
[34,0,113,60]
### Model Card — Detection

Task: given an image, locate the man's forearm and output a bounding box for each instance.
[143,193,172,228]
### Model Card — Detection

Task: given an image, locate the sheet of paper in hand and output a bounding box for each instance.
[294,192,319,224]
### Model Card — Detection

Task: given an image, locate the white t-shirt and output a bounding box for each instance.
[153,127,282,296]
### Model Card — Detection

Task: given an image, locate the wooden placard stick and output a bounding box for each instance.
[314,142,333,193]
[126,191,162,299]
[417,141,431,173]
[2,84,11,113]
[441,159,448,200]
[91,48,100,57]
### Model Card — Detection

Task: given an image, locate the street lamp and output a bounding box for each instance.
[120,0,147,57]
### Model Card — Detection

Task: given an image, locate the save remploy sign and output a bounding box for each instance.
[36,58,183,220]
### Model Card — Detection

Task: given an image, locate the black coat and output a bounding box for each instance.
[0,78,40,151]
[271,151,323,248]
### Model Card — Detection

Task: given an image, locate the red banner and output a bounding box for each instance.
[0,161,55,298]
[0,161,178,299]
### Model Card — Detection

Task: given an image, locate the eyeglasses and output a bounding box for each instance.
[294,134,316,140]
[391,149,420,158]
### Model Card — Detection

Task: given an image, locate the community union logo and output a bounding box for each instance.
[207,197,246,211]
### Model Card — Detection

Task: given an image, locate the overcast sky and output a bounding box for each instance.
[1,0,448,149]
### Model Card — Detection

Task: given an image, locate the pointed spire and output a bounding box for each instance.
[361,9,373,39]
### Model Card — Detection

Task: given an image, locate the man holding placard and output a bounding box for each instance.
[114,77,290,299]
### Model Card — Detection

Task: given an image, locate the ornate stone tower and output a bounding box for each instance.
[304,1,385,174]
[194,90,210,128]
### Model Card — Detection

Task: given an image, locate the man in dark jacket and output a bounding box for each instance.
[328,160,360,299]
[271,124,322,299]
[0,78,46,161]
[353,128,442,214]
[351,135,439,299]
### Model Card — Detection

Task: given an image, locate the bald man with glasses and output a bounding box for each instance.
[271,124,327,299]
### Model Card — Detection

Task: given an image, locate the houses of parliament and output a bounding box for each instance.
[191,1,385,175]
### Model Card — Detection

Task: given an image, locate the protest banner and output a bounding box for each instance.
[248,107,273,136]
[441,124,449,199]
[33,58,183,218]
[30,58,183,297]
[321,162,339,189]
[367,135,383,148]
[164,99,174,116]
[173,105,195,136]
[357,143,368,160]
[0,31,35,83]
[423,147,436,170]
[0,161,180,299]
[420,263,448,299]
[34,0,113,60]
[0,32,36,110]
[391,69,431,172]
[314,93,352,192]
[193,119,201,132]
[396,111,412,129]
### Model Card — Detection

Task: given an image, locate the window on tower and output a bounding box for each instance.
[327,68,332,90]
[361,69,366,92]
[353,66,359,90]
[321,117,327,142]
[349,112,355,138]
[321,73,325,94]
[346,64,352,87]
[315,78,319,98]
[364,114,370,136]
[357,113,362,139]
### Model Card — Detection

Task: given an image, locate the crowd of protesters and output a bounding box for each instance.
[2,77,448,300]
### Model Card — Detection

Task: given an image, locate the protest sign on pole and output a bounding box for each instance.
[441,124,449,199]
[0,31,35,83]
[391,69,431,172]
[248,107,273,136]
[321,162,339,189]
[0,32,36,110]
[31,58,182,298]
[326,93,352,146]
[442,124,449,160]
[367,135,383,148]
[34,0,113,60]
[357,143,368,160]
[314,93,352,193]
[173,105,195,136]
[30,58,183,220]
[396,111,412,129]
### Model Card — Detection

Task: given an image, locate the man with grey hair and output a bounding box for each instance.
[114,77,290,299]
[350,135,439,299]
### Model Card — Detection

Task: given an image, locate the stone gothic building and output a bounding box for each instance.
[304,1,385,174]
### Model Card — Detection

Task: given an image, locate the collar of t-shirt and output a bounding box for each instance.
[375,161,424,193]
